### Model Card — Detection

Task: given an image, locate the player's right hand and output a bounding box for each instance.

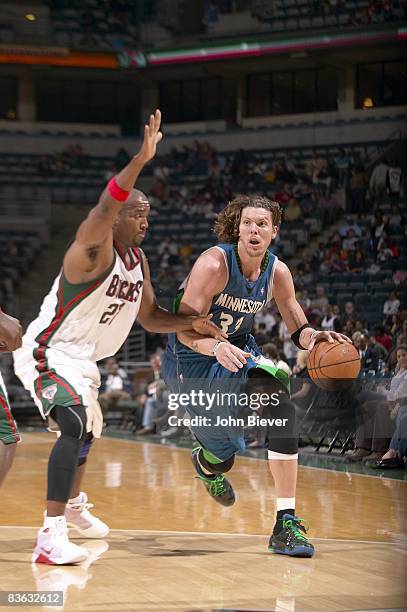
[0,309,23,352]
[215,343,251,373]
[138,109,163,164]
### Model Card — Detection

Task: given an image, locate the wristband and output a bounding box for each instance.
[212,341,226,356]
[291,324,314,350]
[108,177,130,202]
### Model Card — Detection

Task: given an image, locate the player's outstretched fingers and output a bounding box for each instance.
[331,332,352,344]
[308,330,334,350]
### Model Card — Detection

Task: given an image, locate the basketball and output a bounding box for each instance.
[306,340,361,390]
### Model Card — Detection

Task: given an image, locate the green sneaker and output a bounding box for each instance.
[191,447,235,507]
[269,514,315,557]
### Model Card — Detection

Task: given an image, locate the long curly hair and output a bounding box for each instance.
[213,194,282,243]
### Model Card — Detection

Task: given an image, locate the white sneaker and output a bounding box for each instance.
[32,516,89,565]
[65,492,109,539]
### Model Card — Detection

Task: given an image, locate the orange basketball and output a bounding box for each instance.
[306,340,361,390]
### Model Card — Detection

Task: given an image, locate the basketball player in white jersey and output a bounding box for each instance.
[0,308,22,487]
[14,110,225,565]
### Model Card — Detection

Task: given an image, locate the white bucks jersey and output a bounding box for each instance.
[22,247,143,363]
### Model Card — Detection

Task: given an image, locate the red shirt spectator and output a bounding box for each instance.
[374,326,393,352]
[275,183,293,205]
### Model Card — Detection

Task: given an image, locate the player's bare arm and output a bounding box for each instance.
[0,307,22,352]
[137,250,227,339]
[63,110,163,284]
[176,248,251,372]
[273,260,351,350]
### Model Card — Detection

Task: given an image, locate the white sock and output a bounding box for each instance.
[68,492,83,504]
[43,515,66,529]
[276,497,296,512]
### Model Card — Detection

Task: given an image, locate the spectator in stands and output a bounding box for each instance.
[349,165,368,216]
[342,228,358,252]
[372,345,407,469]
[318,192,340,225]
[373,398,407,468]
[253,322,270,347]
[354,333,384,373]
[396,319,407,347]
[369,159,389,204]
[275,183,293,206]
[386,160,402,197]
[254,304,276,332]
[383,291,400,324]
[278,319,298,369]
[335,148,353,185]
[297,288,311,312]
[355,319,369,336]
[136,353,164,435]
[370,209,388,256]
[310,285,329,317]
[99,357,132,416]
[347,391,393,464]
[291,350,313,419]
[373,324,392,352]
[284,198,303,222]
[306,151,325,178]
[347,243,365,272]
[204,2,220,27]
[340,216,362,238]
[321,303,341,332]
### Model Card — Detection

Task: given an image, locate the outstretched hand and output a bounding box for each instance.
[308,330,352,351]
[138,109,163,164]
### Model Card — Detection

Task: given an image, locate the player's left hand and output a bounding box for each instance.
[191,315,228,341]
[308,330,352,351]
[138,109,163,164]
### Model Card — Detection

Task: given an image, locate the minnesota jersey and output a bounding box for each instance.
[18,246,143,364]
[170,243,277,353]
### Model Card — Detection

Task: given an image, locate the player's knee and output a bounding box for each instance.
[52,404,87,441]
[265,398,299,457]
[199,449,235,474]
[78,432,94,466]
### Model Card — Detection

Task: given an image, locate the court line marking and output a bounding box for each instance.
[0,525,403,546]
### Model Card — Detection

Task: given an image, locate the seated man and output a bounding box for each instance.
[99,357,132,417]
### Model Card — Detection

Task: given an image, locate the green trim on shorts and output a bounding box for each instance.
[201,447,223,464]
[34,370,84,416]
[0,384,21,444]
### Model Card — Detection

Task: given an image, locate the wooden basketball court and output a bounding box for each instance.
[0,433,406,611]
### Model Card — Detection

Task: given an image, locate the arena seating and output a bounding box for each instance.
[3,0,397,50]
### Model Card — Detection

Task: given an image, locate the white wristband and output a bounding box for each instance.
[212,341,226,356]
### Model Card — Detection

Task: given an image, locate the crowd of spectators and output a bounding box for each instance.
[309,0,405,23]
[38,145,88,177]
[47,0,406,52]
[207,0,406,29]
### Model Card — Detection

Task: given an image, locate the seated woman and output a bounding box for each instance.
[347,344,407,464]
[373,345,407,469]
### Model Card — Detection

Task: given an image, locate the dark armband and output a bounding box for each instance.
[291,324,314,350]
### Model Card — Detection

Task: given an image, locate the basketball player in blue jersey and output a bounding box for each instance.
[14,110,226,565]
[0,308,22,487]
[162,194,350,557]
